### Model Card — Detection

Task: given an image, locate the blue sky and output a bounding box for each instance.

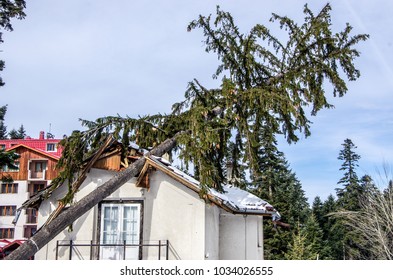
[1,0,392,202]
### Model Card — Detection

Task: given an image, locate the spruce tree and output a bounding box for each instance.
[0,106,20,174]
[8,124,26,139]
[303,213,333,259]
[17,124,26,139]
[251,125,288,200]
[312,196,323,225]
[0,105,7,139]
[262,161,310,259]
[334,138,367,259]
[284,222,317,260]
[336,138,362,210]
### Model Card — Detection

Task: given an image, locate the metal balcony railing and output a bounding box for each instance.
[28,169,46,180]
[55,240,170,260]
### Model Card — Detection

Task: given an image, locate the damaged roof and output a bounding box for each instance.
[19,144,280,220]
[146,155,281,219]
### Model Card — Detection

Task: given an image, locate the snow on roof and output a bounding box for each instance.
[149,156,280,219]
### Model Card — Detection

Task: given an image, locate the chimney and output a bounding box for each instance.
[39,131,45,140]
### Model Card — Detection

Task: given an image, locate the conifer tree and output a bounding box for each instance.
[284,223,317,260]
[312,196,323,224]
[262,160,310,259]
[336,138,362,210]
[7,4,368,260]
[0,105,7,139]
[251,125,287,200]
[8,124,26,139]
[303,213,333,259]
[0,105,20,175]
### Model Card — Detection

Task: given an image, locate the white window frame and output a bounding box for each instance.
[46,143,57,152]
[99,201,142,260]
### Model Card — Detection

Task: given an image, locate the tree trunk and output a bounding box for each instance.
[6,135,179,260]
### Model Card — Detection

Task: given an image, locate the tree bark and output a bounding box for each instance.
[6,134,179,260]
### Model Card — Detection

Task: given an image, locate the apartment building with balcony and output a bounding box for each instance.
[0,131,62,242]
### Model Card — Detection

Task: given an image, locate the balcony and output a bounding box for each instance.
[55,240,170,260]
[28,160,47,181]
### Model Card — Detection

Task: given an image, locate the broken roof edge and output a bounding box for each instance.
[146,155,281,220]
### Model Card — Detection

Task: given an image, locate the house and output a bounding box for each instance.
[0,132,62,242]
[22,143,280,260]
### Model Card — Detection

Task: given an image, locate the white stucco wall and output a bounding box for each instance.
[35,169,132,260]
[219,213,263,260]
[143,171,206,260]
[204,204,220,260]
[0,180,29,240]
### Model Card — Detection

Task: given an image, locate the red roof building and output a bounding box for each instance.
[0,131,63,249]
[0,131,63,159]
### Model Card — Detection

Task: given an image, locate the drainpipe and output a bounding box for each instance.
[244,215,247,260]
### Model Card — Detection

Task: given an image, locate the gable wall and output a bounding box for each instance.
[143,171,206,260]
[1,147,59,181]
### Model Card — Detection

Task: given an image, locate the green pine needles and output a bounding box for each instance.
[53,3,368,203]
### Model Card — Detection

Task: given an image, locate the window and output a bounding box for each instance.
[24,225,37,238]
[0,205,16,216]
[0,183,18,194]
[100,202,142,260]
[28,183,46,197]
[25,208,37,224]
[0,228,14,239]
[46,143,56,152]
[35,162,43,172]
[0,144,5,150]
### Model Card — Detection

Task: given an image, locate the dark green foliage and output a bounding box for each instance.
[303,214,333,259]
[336,138,362,207]
[261,157,310,260]
[311,194,342,259]
[310,194,345,259]
[0,143,20,181]
[0,104,7,139]
[0,145,18,166]
[285,214,332,260]
[8,124,25,139]
[0,105,20,179]
[284,223,316,260]
[251,127,287,199]
[312,196,323,224]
